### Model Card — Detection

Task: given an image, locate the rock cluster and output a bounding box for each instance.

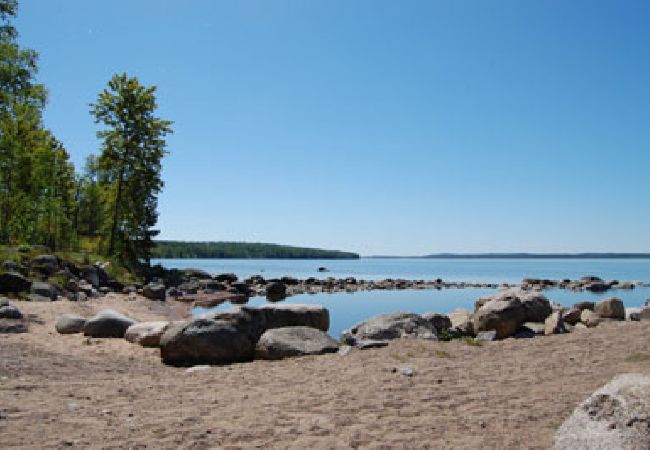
[54,304,339,366]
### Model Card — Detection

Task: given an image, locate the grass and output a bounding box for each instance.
[625,352,650,363]
[433,349,452,359]
[462,337,484,347]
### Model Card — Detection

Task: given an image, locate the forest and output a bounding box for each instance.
[151,241,359,259]
[0,1,171,269]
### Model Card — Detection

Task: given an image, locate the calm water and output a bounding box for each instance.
[153,258,650,337]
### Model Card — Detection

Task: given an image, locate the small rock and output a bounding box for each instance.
[0,305,23,320]
[476,330,497,341]
[580,309,602,328]
[55,315,87,334]
[338,345,352,356]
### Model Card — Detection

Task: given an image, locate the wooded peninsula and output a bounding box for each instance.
[151,241,359,259]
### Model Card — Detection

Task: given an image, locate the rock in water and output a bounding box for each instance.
[553,373,650,449]
[0,271,31,294]
[55,315,87,334]
[593,298,625,320]
[160,307,266,366]
[255,326,339,360]
[265,281,287,302]
[83,309,136,338]
[341,312,437,344]
[259,304,329,332]
[473,293,526,339]
[124,321,169,347]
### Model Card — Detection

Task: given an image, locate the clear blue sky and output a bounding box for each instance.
[16,0,650,255]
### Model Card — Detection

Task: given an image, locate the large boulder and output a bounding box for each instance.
[0,305,23,319]
[341,312,436,344]
[265,281,287,302]
[30,281,59,301]
[553,373,650,449]
[142,283,166,301]
[55,314,87,334]
[255,326,339,360]
[259,304,329,332]
[593,298,625,320]
[160,307,266,366]
[83,309,136,338]
[0,271,31,294]
[473,293,526,339]
[125,321,169,347]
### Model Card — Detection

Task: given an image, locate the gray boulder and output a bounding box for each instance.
[553,373,650,449]
[55,314,87,334]
[259,304,329,332]
[0,271,31,294]
[142,283,166,301]
[30,281,59,301]
[160,307,266,366]
[1,260,19,272]
[0,305,23,319]
[265,281,287,302]
[83,309,136,338]
[473,292,526,339]
[341,312,437,344]
[124,321,169,347]
[0,297,8,307]
[421,313,452,333]
[594,298,625,320]
[255,326,339,360]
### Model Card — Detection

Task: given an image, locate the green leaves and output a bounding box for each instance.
[90,73,173,266]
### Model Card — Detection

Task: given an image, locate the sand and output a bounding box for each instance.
[1,295,650,449]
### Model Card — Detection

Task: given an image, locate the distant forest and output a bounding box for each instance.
[152,241,360,259]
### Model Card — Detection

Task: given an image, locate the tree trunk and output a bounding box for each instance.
[108,167,124,257]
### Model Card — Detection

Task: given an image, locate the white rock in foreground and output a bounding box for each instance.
[553,373,650,449]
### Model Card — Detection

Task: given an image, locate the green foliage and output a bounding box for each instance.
[90,73,173,267]
[151,240,360,259]
[461,337,484,347]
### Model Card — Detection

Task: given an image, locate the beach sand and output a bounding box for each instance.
[2,295,649,449]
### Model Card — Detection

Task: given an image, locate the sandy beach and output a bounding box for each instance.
[1,295,649,449]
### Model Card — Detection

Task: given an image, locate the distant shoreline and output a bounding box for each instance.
[367,253,650,259]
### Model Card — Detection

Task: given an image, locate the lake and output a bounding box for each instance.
[153,258,650,337]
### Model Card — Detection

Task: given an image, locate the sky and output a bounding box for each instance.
[15,0,650,256]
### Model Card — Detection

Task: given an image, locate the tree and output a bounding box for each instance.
[90,73,172,266]
[0,0,76,248]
